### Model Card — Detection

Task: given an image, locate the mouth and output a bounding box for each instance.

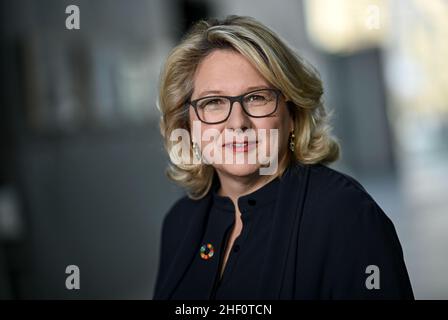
[222,140,258,153]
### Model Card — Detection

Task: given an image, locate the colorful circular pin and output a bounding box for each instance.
[200,243,214,260]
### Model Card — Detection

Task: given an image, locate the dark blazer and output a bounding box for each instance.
[153,163,414,299]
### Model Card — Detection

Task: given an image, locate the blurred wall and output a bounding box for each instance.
[0,0,185,299]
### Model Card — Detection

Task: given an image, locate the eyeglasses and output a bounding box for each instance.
[187,88,281,124]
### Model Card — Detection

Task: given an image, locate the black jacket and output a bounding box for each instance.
[153,163,414,299]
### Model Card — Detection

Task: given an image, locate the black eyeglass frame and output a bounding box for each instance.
[186,88,282,125]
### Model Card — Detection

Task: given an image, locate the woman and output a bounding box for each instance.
[153,15,413,300]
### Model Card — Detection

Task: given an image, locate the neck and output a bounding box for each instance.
[216,152,291,207]
[216,170,275,204]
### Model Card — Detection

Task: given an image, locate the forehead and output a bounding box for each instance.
[192,49,270,97]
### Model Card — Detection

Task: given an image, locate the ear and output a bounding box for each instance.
[188,105,196,132]
[286,101,296,132]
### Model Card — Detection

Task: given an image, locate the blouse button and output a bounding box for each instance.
[233,244,240,253]
[248,199,256,206]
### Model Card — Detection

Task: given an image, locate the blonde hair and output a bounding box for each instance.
[158,15,339,199]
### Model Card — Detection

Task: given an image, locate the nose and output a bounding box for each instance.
[225,100,252,131]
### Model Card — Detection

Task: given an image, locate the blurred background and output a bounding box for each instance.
[0,0,447,299]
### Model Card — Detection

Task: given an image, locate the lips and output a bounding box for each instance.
[222,140,257,146]
[222,140,258,152]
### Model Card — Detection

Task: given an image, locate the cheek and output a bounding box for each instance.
[189,107,224,146]
[255,117,288,138]
[277,108,293,143]
[193,124,224,148]
[254,117,290,155]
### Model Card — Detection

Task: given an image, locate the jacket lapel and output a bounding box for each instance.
[258,163,310,298]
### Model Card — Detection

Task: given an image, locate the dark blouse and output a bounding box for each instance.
[171,176,280,300]
[154,163,414,300]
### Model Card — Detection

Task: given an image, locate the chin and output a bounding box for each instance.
[215,163,262,178]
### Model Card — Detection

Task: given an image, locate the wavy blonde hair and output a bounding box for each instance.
[158,15,339,199]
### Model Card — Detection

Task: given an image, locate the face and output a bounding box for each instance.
[189,49,293,178]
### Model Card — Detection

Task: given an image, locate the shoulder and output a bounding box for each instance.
[298,164,407,271]
[153,195,199,297]
[305,163,374,203]
[297,163,394,230]
[296,165,414,297]
[163,195,195,224]
[155,195,200,277]
[161,195,198,237]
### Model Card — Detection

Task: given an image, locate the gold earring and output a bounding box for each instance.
[192,142,201,161]
[288,130,295,152]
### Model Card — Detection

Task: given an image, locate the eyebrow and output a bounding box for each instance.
[196,85,270,98]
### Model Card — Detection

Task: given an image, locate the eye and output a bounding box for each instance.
[249,95,266,101]
[206,98,225,105]
[198,97,227,110]
[245,94,269,104]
